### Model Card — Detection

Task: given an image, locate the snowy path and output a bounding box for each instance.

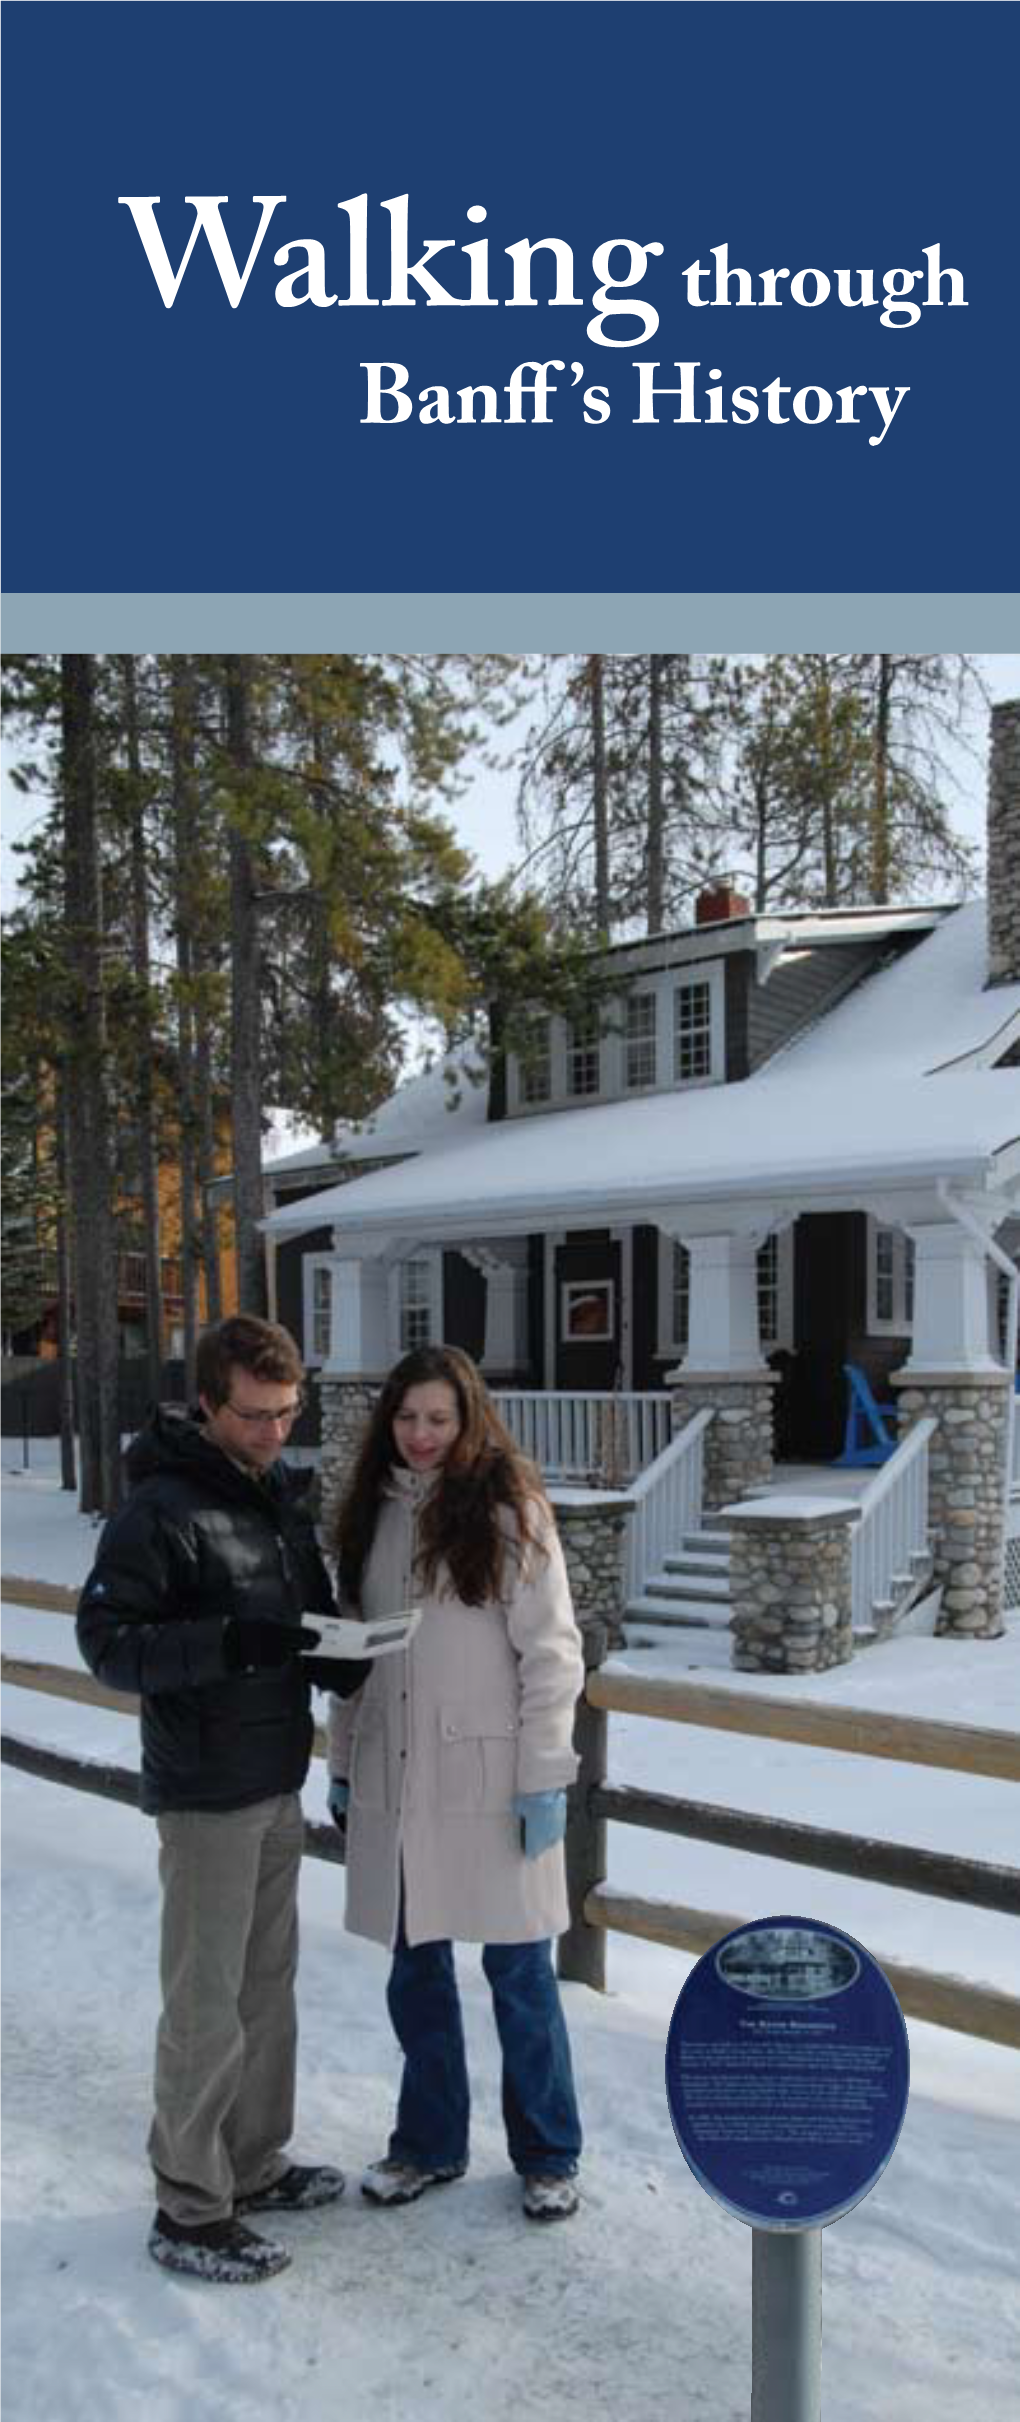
[3,1769,1019,2422]
[3,1454,1020,2418]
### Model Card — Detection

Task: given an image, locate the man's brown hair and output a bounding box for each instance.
[196,1315,304,1409]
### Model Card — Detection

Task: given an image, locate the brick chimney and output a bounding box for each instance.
[695,877,752,926]
[987,700,1020,986]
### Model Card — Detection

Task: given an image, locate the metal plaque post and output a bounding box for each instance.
[751,2227,822,2422]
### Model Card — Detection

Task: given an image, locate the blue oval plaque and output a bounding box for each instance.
[665,1917,910,2230]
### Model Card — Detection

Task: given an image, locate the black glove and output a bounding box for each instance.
[223,1616,305,1672]
[303,1654,374,1697]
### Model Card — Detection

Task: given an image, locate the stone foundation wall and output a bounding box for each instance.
[727,1502,856,1673]
[318,1375,381,1536]
[670,1371,779,1510]
[891,1371,1010,1639]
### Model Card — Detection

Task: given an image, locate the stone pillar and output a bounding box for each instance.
[550,1489,634,1653]
[891,1371,1010,1639]
[987,698,1020,988]
[550,1493,629,1993]
[724,1497,857,1674]
[318,1375,381,1535]
[669,1371,780,1510]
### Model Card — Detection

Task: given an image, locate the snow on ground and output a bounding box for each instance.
[3,1447,1019,2421]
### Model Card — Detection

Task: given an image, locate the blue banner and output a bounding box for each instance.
[2,2,1016,594]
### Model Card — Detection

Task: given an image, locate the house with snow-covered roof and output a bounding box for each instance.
[264,704,1020,1664]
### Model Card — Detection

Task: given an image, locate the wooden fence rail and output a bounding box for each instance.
[582,1890,1020,2050]
[587,1667,1020,1783]
[590,1782,1020,1916]
[5,1574,1019,2048]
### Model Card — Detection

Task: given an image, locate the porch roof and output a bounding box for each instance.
[265,903,1020,1245]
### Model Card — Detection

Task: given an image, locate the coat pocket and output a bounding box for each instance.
[350,1707,389,1812]
[438,1707,519,1815]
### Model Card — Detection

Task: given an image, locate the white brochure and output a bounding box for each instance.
[302,1608,422,1660]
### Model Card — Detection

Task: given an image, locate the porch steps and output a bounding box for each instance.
[626,1528,734,1632]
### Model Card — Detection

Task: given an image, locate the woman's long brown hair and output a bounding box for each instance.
[333,1345,550,1608]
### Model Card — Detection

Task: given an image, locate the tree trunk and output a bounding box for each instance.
[122,656,164,1405]
[61,654,122,1515]
[225,658,267,1315]
[56,1077,77,1493]
[195,1014,223,1328]
[171,659,201,1392]
[646,654,665,934]
[589,655,611,931]
[871,653,893,903]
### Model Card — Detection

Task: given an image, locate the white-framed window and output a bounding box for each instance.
[566,1006,601,1098]
[390,1251,443,1355]
[867,1221,915,1334]
[673,977,714,1083]
[656,1229,793,1356]
[625,991,658,1090]
[561,1278,615,1342]
[518,1014,552,1105]
[302,1255,334,1365]
[868,1221,915,1334]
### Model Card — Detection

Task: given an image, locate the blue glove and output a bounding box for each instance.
[513,1789,567,1860]
[328,1778,350,1830]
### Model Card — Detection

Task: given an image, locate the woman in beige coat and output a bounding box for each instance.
[327,1345,584,2223]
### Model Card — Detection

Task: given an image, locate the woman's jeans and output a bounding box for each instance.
[386,1932,582,2180]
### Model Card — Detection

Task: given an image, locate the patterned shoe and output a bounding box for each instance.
[522,2174,580,2223]
[361,2157,467,2207]
[148,2212,291,2283]
[235,2163,346,2214]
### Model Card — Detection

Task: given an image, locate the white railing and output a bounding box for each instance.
[851,1418,937,1633]
[625,1411,714,1604]
[493,1390,671,1484]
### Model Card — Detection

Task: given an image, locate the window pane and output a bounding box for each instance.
[875,1228,895,1324]
[757,1235,778,1345]
[625,993,657,1089]
[567,1008,600,1097]
[672,1242,689,1349]
[519,1015,551,1104]
[400,1258,433,1351]
[674,980,712,1081]
[312,1267,332,1359]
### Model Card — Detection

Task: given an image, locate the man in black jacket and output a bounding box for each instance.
[76,1314,370,2284]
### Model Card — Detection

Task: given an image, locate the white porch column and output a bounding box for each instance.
[462,1241,529,1374]
[902,1223,999,1373]
[683,1233,767,1374]
[324,1255,392,1377]
[663,1223,778,1509]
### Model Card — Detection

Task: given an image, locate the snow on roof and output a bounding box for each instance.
[263,1059,488,1180]
[264,906,1020,1241]
[760,901,1019,1080]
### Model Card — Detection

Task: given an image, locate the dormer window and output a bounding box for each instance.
[507,954,725,1112]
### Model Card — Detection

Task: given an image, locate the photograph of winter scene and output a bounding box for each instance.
[2,652,1019,2421]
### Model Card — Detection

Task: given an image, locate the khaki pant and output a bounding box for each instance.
[149,1793,304,2225]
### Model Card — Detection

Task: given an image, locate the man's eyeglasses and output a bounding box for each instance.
[225,1397,304,1430]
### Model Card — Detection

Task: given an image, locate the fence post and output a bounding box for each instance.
[559,1608,609,1989]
